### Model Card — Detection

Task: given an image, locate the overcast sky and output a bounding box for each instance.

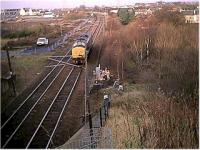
[1,0,198,9]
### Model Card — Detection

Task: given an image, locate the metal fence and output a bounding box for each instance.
[58,94,112,149]
[59,127,112,149]
[1,36,68,58]
[22,38,65,54]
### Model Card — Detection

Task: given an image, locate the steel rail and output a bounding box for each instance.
[45,64,65,68]
[1,16,90,115]
[83,17,102,123]
[1,49,71,130]
[1,21,78,114]
[26,18,98,148]
[2,15,98,148]
[92,19,103,45]
[2,65,72,148]
[45,71,81,148]
[26,67,78,148]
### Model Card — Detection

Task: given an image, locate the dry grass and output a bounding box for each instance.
[1,53,53,94]
[104,13,198,98]
[101,10,198,149]
[1,53,54,110]
[104,84,198,148]
[63,12,87,21]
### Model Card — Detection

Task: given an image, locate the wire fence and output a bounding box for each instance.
[58,93,112,149]
[22,37,67,54]
[1,35,68,58]
[58,127,112,149]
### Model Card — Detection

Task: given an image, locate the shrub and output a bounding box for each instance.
[105,85,198,148]
[117,8,135,25]
[2,29,34,39]
[154,8,185,26]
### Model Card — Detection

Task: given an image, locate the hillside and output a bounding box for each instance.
[102,84,198,148]
[98,8,199,148]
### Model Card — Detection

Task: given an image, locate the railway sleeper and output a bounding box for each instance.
[42,121,57,128]
[51,107,63,112]
[56,96,66,100]
[54,100,65,103]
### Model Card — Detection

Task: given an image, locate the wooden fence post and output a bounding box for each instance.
[104,105,107,121]
[100,107,102,127]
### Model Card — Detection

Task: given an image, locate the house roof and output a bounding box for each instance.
[181,9,199,16]
[21,8,30,12]
[182,10,194,15]
[194,10,199,15]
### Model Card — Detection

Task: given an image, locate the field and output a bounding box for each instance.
[1,52,53,108]
[1,12,88,50]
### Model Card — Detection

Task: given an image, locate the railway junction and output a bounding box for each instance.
[1,14,112,148]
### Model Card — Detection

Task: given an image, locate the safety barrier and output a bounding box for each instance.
[59,127,112,149]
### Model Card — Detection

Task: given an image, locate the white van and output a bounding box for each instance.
[37,38,48,46]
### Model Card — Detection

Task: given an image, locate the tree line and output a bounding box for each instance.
[107,8,198,101]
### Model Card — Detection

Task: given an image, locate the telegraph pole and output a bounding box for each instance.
[121,39,124,81]
[85,50,94,148]
[6,48,16,96]
[84,51,93,128]
[60,24,63,36]
[84,54,88,124]
[117,40,120,80]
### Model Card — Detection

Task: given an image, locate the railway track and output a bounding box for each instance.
[2,66,81,148]
[1,14,104,148]
[26,68,81,148]
[1,52,71,128]
[1,63,72,148]
[1,16,95,116]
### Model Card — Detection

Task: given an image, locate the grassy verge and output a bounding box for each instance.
[103,84,198,148]
[1,25,61,50]
[1,52,53,107]
[13,54,52,91]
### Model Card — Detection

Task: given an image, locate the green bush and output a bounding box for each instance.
[2,29,34,39]
[117,8,135,25]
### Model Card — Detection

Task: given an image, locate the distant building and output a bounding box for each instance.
[43,11,55,18]
[110,9,118,14]
[110,7,134,14]
[1,9,20,21]
[19,8,40,16]
[134,3,145,7]
[20,8,30,16]
[180,9,199,23]
[1,9,20,16]
[134,8,153,16]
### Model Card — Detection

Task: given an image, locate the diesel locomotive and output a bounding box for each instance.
[71,33,92,64]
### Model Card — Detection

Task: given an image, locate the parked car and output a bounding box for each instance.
[37,38,48,46]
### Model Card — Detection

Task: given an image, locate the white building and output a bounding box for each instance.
[110,9,118,13]
[135,8,153,16]
[1,9,20,21]
[20,8,31,16]
[19,8,40,16]
[43,11,55,18]
[181,9,199,23]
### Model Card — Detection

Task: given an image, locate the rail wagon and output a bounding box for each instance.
[71,33,92,64]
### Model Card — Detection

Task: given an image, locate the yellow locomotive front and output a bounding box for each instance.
[71,45,86,64]
[71,33,92,65]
